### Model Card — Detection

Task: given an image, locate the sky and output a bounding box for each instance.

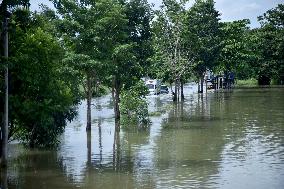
[29,0,283,28]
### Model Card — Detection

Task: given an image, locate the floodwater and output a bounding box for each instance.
[2,84,284,189]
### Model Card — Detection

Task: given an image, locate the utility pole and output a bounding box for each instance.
[1,16,9,168]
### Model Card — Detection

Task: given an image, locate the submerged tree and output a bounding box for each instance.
[106,0,153,127]
[0,9,80,148]
[53,0,115,131]
[53,0,153,130]
[125,0,153,76]
[152,0,190,101]
[120,81,149,126]
[184,0,221,93]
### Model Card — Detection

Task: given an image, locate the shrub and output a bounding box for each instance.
[120,81,150,127]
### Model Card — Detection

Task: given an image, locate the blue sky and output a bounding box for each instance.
[30,0,283,28]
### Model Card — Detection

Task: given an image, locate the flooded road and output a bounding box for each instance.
[3,85,284,189]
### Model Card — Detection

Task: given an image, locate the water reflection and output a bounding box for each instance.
[1,168,8,189]
[155,92,227,188]
[113,123,121,171]
[5,87,284,189]
[6,146,77,189]
[98,119,103,163]
[86,130,91,167]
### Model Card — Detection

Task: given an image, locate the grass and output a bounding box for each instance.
[235,79,258,87]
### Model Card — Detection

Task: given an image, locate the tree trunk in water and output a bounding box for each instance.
[205,79,208,93]
[113,124,120,170]
[177,79,180,102]
[87,131,91,166]
[1,17,9,168]
[173,79,178,101]
[86,74,92,131]
[198,76,204,93]
[200,77,204,93]
[111,85,115,104]
[181,81,184,101]
[98,119,102,162]
[113,76,120,131]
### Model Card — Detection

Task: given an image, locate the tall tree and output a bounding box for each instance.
[103,0,153,127]
[125,0,153,75]
[152,0,190,101]
[53,0,144,130]
[112,0,153,125]
[53,0,113,131]
[184,0,221,93]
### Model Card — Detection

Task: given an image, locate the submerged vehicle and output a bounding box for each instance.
[145,79,161,95]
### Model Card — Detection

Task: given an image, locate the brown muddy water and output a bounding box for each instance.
[2,85,284,189]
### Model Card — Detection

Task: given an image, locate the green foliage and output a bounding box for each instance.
[53,0,154,126]
[52,0,125,129]
[151,0,222,87]
[125,0,154,76]
[150,0,189,83]
[184,0,221,77]
[0,0,30,11]
[4,11,80,147]
[234,4,284,85]
[105,0,153,91]
[53,0,145,88]
[120,81,149,126]
[218,19,251,73]
[93,84,108,97]
[235,79,258,87]
[254,4,284,84]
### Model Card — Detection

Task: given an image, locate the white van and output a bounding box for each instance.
[145,79,161,95]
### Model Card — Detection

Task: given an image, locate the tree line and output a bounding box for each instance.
[0,0,283,166]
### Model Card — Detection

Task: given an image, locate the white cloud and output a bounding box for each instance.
[215,0,283,27]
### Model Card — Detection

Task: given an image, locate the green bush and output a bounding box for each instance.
[235,79,258,87]
[6,26,79,148]
[120,81,150,127]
